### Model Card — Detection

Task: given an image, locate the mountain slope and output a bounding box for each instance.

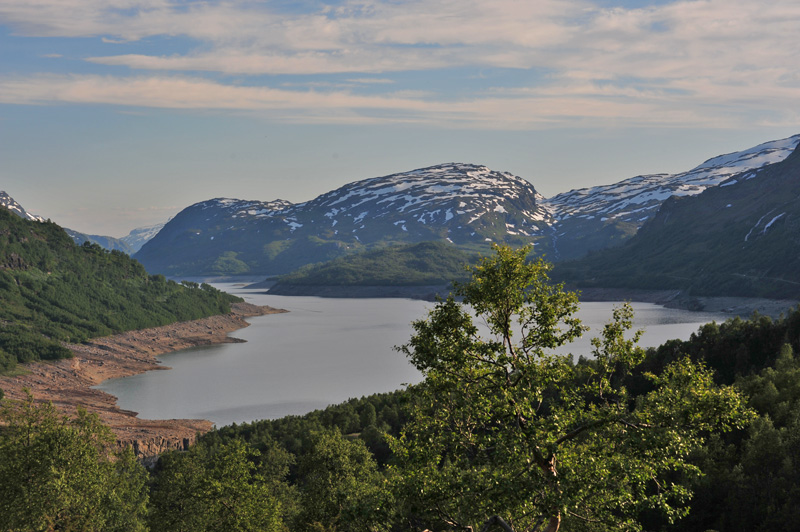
[273,241,476,286]
[0,191,45,222]
[0,208,241,374]
[63,228,134,254]
[1,190,136,254]
[121,222,166,253]
[554,142,800,298]
[134,163,554,276]
[542,134,800,260]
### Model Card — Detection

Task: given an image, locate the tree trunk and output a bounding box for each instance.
[540,515,560,532]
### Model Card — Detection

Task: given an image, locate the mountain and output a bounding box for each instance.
[554,142,800,299]
[542,134,800,260]
[0,191,45,222]
[134,163,554,276]
[1,190,137,254]
[0,207,241,374]
[120,222,166,253]
[63,228,134,254]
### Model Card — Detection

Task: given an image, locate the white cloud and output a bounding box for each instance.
[1,0,799,130]
[0,72,792,130]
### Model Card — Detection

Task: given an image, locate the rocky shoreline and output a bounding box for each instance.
[0,302,286,463]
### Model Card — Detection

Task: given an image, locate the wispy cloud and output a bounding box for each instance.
[0,72,790,129]
[1,0,799,129]
[346,79,395,85]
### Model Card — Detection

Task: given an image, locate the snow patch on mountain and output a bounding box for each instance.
[544,134,800,227]
[0,191,45,222]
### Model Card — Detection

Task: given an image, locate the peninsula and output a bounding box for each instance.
[0,302,286,461]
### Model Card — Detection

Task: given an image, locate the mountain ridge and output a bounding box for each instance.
[134,163,554,276]
[541,134,800,259]
[134,135,800,277]
[553,141,800,299]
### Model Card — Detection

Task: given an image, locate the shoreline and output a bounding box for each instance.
[267,283,799,319]
[0,302,286,462]
[575,287,799,319]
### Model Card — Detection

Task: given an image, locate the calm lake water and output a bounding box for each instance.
[96,285,730,427]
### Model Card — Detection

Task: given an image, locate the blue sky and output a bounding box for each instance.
[1,0,799,237]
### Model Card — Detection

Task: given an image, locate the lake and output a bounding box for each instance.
[96,285,731,427]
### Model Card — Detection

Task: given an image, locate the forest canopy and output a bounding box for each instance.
[0,208,241,373]
[2,245,799,531]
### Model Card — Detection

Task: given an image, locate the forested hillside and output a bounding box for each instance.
[268,241,478,297]
[0,208,241,374]
[6,246,798,532]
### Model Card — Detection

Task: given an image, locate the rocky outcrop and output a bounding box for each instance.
[0,252,26,270]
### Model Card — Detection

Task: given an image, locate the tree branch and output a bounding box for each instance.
[478,515,517,532]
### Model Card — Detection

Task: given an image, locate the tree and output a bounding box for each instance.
[296,429,389,532]
[390,245,752,532]
[0,393,149,531]
[148,439,283,532]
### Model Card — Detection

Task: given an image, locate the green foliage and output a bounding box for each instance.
[210,251,251,275]
[201,392,409,472]
[390,245,752,532]
[275,241,477,287]
[296,429,389,532]
[662,340,800,532]
[0,394,149,531]
[148,439,284,532]
[0,209,241,373]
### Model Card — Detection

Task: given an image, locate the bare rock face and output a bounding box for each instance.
[122,436,195,467]
[0,252,26,270]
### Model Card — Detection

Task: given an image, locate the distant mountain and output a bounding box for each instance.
[134,163,555,276]
[132,134,800,282]
[0,191,45,222]
[63,228,134,254]
[121,222,166,253]
[1,190,137,254]
[554,142,800,299]
[542,134,800,260]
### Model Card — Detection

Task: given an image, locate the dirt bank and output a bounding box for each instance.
[0,302,286,462]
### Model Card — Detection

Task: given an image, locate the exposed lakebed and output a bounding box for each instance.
[97,285,731,427]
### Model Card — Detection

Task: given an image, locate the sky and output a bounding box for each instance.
[1,0,799,237]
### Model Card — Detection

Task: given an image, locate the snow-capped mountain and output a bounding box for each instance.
[1,190,135,253]
[120,222,167,253]
[542,134,800,260]
[134,164,554,276]
[135,135,800,277]
[0,191,45,222]
[554,139,800,298]
[62,228,134,254]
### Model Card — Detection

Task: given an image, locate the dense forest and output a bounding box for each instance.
[0,208,241,374]
[272,241,477,287]
[2,246,799,531]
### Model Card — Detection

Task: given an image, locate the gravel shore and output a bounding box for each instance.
[0,302,286,462]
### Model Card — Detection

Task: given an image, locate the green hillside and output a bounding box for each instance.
[0,208,241,374]
[271,241,478,288]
